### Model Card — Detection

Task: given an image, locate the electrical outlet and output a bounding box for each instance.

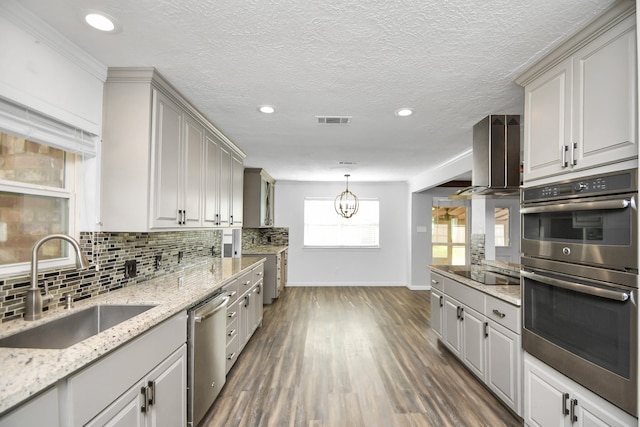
[155,254,162,270]
[178,251,184,264]
[178,276,184,290]
[124,260,137,279]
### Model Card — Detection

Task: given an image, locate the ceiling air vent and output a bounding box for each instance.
[316,116,352,125]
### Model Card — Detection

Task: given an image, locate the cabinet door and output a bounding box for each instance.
[486,321,521,416]
[151,90,183,228]
[218,144,231,227]
[204,131,220,226]
[524,356,570,427]
[182,115,204,227]
[460,306,485,380]
[85,382,145,427]
[238,293,251,352]
[573,388,637,427]
[254,282,263,330]
[230,154,244,226]
[430,289,444,338]
[443,298,462,358]
[573,17,637,171]
[147,345,187,427]
[523,58,572,183]
[0,387,60,427]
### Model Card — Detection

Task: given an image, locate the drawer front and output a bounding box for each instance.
[227,299,239,326]
[226,316,238,345]
[223,279,240,305]
[238,270,253,293]
[445,278,484,313]
[430,272,445,291]
[485,295,520,333]
[252,263,265,285]
[226,335,239,374]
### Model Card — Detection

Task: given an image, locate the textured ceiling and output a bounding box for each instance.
[17,0,615,182]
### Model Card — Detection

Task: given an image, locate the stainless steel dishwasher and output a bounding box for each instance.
[187,291,230,427]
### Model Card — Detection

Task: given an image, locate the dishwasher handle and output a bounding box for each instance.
[194,295,230,323]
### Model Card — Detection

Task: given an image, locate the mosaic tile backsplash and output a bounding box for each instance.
[471,233,486,265]
[242,227,289,250]
[0,230,222,322]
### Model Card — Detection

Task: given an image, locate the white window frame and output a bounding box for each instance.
[0,138,79,277]
[303,197,380,249]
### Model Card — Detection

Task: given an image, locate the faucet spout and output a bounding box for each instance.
[25,234,90,321]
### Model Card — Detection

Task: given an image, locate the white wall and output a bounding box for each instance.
[275,180,410,287]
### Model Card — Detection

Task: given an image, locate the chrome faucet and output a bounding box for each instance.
[25,234,90,321]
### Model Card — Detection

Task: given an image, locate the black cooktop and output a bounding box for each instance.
[451,270,519,286]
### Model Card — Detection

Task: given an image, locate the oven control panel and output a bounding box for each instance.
[523,169,636,202]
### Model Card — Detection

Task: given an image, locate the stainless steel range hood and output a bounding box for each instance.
[451,115,521,199]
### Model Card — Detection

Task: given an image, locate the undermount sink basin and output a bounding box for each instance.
[0,304,156,349]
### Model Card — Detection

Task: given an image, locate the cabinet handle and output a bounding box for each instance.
[147,380,156,406]
[141,386,149,413]
[456,306,461,319]
[431,279,439,285]
[228,311,236,318]
[570,398,578,422]
[215,213,220,226]
[439,295,443,308]
[459,307,464,321]
[244,295,249,308]
[227,352,236,360]
[492,309,506,319]
[257,271,263,276]
[562,393,570,415]
[562,145,569,168]
[257,284,261,294]
[484,322,488,338]
[570,142,577,166]
[178,209,183,225]
[245,280,251,286]
[230,215,233,225]
[228,329,236,337]
[228,290,237,298]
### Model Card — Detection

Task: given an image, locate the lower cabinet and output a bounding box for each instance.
[0,386,59,427]
[431,271,522,416]
[524,353,636,427]
[86,345,187,427]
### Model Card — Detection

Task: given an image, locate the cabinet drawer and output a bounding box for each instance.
[226,317,238,345]
[237,271,253,293]
[252,263,264,284]
[485,296,520,333]
[226,335,239,374]
[445,279,484,313]
[227,299,239,325]
[430,272,445,291]
[223,279,240,305]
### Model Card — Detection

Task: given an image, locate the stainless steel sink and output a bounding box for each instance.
[0,304,156,349]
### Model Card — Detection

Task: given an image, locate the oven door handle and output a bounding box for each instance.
[520,198,631,214]
[521,270,630,302]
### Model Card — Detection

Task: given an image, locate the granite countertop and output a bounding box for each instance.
[243,245,288,255]
[429,264,521,306]
[0,256,265,415]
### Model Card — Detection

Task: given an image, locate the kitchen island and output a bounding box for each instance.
[243,245,288,304]
[429,262,522,417]
[0,256,265,417]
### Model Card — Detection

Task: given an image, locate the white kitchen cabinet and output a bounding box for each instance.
[68,311,187,427]
[432,269,523,417]
[486,320,521,415]
[243,168,276,228]
[101,67,245,231]
[430,288,444,338]
[149,94,204,228]
[524,353,636,427]
[86,345,186,427]
[231,153,244,227]
[0,386,59,427]
[518,4,637,183]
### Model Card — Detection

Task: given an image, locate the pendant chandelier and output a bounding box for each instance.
[335,174,359,218]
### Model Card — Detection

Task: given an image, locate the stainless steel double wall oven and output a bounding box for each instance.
[520,169,638,416]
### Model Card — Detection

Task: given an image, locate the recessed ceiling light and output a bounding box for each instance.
[84,11,118,32]
[258,105,276,114]
[395,108,414,117]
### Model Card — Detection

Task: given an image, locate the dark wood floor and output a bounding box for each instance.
[202,287,523,427]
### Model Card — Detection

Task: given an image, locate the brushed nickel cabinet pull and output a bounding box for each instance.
[492,309,506,319]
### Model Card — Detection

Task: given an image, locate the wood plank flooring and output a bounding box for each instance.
[202,287,523,427]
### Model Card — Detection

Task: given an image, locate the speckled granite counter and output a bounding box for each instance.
[429,264,521,306]
[243,245,288,255]
[0,256,265,415]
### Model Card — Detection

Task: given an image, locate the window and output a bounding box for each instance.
[494,207,510,247]
[304,198,379,247]
[0,131,75,269]
[432,198,468,265]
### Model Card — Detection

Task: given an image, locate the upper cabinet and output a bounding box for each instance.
[243,168,275,228]
[101,68,246,231]
[516,2,637,184]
